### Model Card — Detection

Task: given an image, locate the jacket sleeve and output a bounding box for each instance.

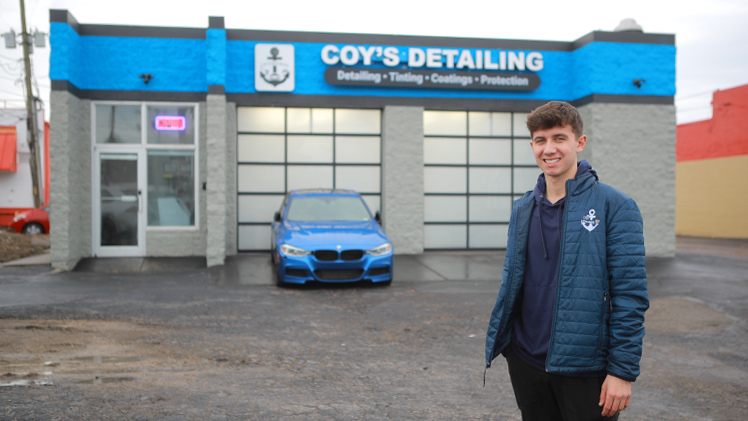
[605,197,649,382]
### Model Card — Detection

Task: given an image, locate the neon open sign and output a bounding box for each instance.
[155,116,186,131]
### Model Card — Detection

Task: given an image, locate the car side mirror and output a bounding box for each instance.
[274,211,281,222]
[375,211,382,224]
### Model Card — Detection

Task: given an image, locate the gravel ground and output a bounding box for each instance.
[0,237,746,420]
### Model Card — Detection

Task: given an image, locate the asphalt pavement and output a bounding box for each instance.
[0,236,747,420]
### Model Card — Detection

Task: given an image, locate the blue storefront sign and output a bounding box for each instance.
[50,13,675,105]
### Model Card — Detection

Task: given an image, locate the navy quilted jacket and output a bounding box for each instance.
[485,167,649,382]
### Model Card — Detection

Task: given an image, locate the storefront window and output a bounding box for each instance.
[147,150,195,227]
[95,104,141,144]
[146,105,195,145]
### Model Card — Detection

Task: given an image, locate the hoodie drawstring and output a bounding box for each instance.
[538,197,549,260]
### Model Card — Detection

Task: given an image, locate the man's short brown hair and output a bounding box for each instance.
[526,101,584,138]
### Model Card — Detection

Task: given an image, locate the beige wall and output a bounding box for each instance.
[676,155,748,238]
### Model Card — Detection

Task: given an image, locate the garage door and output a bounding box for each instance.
[423,110,538,250]
[237,107,382,251]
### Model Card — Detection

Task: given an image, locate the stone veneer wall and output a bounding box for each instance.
[579,102,676,257]
[49,91,91,269]
[206,95,227,266]
[382,106,425,254]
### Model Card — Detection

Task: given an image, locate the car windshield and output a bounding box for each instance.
[286,196,372,222]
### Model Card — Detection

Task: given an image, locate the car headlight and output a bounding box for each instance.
[280,244,311,257]
[367,243,392,256]
[12,214,26,222]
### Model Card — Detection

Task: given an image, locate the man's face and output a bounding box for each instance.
[530,124,587,181]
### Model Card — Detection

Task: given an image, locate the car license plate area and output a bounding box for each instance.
[314,269,364,280]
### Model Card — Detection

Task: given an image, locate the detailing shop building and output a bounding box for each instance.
[48,10,676,269]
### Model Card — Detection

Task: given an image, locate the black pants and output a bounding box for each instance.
[505,347,619,421]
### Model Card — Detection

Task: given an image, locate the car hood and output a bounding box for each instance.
[280,221,391,250]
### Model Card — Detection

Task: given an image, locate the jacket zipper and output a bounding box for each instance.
[546,179,572,372]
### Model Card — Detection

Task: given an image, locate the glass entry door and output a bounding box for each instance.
[94,151,145,257]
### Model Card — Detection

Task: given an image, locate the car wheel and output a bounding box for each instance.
[22,222,45,235]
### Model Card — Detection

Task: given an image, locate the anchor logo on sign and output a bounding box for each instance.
[581,209,600,232]
[259,48,290,87]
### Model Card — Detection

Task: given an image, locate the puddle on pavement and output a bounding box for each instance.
[56,368,140,375]
[646,297,731,333]
[76,376,135,384]
[0,379,54,387]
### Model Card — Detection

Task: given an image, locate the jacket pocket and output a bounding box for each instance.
[597,292,608,353]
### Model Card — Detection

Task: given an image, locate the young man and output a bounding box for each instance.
[485,101,649,420]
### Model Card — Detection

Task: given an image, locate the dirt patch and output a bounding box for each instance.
[0,231,49,263]
[0,319,171,386]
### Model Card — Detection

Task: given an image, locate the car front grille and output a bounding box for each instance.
[314,269,364,280]
[314,250,338,261]
[341,250,364,261]
[314,249,364,261]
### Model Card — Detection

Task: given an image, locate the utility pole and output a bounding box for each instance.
[19,0,43,208]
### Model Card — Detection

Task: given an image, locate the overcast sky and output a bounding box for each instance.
[1,0,747,124]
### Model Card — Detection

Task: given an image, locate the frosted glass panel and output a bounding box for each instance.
[287,135,333,163]
[424,225,467,249]
[513,139,535,165]
[468,112,491,136]
[286,108,311,133]
[469,224,508,248]
[287,165,333,190]
[424,196,466,222]
[469,167,512,193]
[336,136,381,163]
[424,111,466,136]
[513,112,531,137]
[238,195,284,223]
[469,196,513,222]
[335,109,381,134]
[287,108,333,133]
[335,166,381,193]
[469,138,511,165]
[238,134,284,163]
[514,167,540,193]
[491,113,513,136]
[238,165,285,193]
[468,112,512,137]
[238,225,271,250]
[424,137,466,164]
[312,108,334,133]
[424,167,466,193]
[361,195,381,214]
[238,107,285,133]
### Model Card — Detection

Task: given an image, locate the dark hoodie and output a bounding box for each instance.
[511,160,593,371]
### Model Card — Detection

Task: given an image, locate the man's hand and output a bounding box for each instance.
[599,375,632,417]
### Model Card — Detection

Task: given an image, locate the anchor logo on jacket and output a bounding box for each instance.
[581,209,600,232]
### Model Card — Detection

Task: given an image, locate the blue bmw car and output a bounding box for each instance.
[271,189,394,286]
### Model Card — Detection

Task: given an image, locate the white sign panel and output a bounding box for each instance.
[255,44,295,92]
